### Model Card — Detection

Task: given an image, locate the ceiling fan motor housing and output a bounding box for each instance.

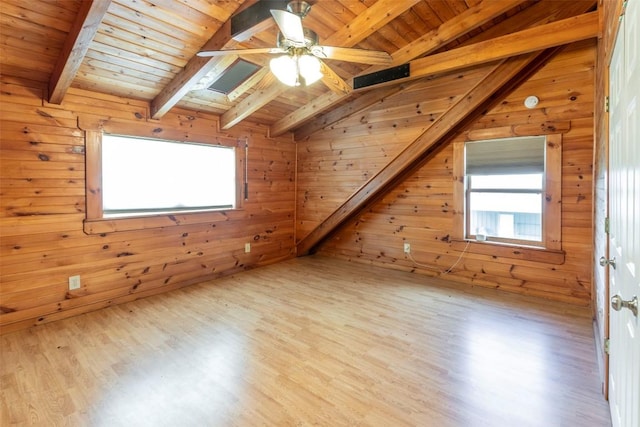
[277,27,318,50]
[287,1,312,18]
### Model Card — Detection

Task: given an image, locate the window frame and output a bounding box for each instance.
[83,121,246,234]
[452,133,563,261]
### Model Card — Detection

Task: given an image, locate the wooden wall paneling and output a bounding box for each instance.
[295,66,489,245]
[47,88,150,121]
[298,48,563,255]
[308,40,596,305]
[0,75,296,333]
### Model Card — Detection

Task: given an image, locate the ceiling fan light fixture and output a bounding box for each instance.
[270,55,298,86]
[270,54,322,87]
[199,0,392,92]
[298,55,322,85]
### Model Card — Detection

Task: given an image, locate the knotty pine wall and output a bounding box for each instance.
[0,77,296,334]
[298,40,596,305]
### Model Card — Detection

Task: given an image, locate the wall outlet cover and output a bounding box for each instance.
[68,275,81,290]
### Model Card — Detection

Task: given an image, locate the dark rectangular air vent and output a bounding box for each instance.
[207,59,261,95]
[353,63,410,90]
[231,0,288,39]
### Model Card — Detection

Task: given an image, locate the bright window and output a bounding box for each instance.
[102,135,237,216]
[465,137,546,246]
[468,174,543,243]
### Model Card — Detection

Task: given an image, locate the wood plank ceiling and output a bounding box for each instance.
[0,0,597,139]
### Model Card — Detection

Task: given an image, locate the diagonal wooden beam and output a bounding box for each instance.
[151,20,239,119]
[220,72,286,129]
[294,83,416,140]
[296,47,563,256]
[292,1,596,140]
[150,1,275,119]
[354,11,599,92]
[220,0,421,130]
[322,0,422,47]
[271,0,526,138]
[48,0,111,104]
[319,60,352,95]
[227,67,270,102]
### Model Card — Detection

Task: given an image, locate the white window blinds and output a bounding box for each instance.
[465,136,545,175]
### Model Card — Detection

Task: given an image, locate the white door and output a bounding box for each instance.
[607,1,640,426]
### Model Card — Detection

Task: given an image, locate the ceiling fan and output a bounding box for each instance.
[197,1,392,90]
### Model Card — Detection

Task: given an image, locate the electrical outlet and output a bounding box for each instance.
[244,243,251,253]
[68,275,81,290]
[403,243,411,254]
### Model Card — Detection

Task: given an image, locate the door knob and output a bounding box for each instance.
[599,256,616,269]
[611,295,638,317]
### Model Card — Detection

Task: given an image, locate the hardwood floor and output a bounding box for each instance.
[1,255,610,426]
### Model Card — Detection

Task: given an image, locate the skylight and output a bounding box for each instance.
[207,59,261,94]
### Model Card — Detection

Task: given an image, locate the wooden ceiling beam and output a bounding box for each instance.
[151,20,237,119]
[150,1,271,119]
[320,61,352,96]
[321,0,422,46]
[48,0,111,104]
[227,68,271,102]
[292,1,593,141]
[220,0,421,130]
[220,72,285,129]
[294,82,417,139]
[293,0,596,140]
[296,47,563,256]
[273,0,526,138]
[354,11,599,92]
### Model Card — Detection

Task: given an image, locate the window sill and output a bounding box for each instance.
[451,239,565,265]
[84,209,244,234]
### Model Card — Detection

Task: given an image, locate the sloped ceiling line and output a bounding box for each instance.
[291,7,599,140]
[294,1,598,255]
[295,47,564,256]
[353,11,599,93]
[48,0,112,104]
[270,0,527,138]
[219,0,423,131]
[150,10,270,120]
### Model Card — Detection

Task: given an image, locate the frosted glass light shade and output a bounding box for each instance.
[270,55,298,86]
[269,54,322,87]
[298,55,322,85]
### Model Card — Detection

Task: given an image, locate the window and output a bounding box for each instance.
[465,137,545,246]
[83,126,245,234]
[453,134,562,253]
[101,135,236,216]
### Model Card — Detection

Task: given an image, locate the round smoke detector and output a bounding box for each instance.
[524,95,539,109]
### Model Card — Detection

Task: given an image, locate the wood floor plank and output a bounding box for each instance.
[0,255,610,426]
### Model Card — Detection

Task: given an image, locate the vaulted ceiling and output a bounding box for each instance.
[0,0,597,139]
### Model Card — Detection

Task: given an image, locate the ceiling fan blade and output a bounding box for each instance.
[270,9,305,45]
[197,47,286,57]
[310,46,392,65]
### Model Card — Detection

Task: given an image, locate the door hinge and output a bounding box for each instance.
[605,217,610,234]
[605,96,610,113]
[604,338,610,354]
